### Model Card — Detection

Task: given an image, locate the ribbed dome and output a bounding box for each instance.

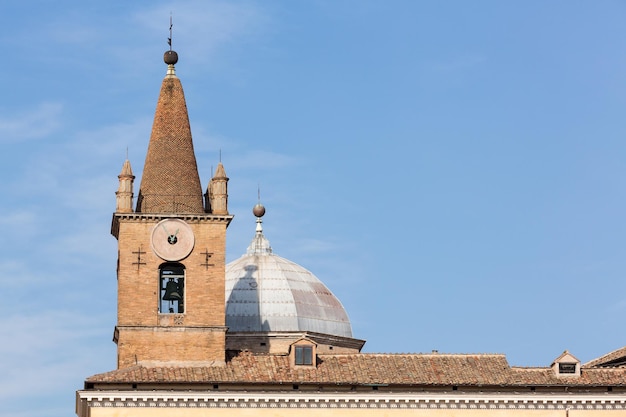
[225,217,352,338]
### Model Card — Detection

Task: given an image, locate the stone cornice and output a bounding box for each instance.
[77,391,626,415]
[116,325,228,333]
[226,331,366,352]
[113,213,234,222]
[111,213,233,238]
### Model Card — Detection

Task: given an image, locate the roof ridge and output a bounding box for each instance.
[584,345,626,367]
[351,352,507,356]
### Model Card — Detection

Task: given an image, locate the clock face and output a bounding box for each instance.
[151,219,195,261]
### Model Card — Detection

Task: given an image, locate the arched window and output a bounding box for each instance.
[159,263,184,314]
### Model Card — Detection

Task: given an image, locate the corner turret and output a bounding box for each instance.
[206,162,229,215]
[115,159,135,213]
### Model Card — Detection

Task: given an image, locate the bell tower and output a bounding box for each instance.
[111,47,232,369]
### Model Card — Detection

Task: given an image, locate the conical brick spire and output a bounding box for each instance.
[136,51,204,214]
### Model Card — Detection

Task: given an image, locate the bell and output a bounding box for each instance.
[162,279,182,301]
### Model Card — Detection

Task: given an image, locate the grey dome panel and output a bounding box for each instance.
[225,222,352,338]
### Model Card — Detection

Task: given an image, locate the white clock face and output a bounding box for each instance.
[151,219,195,261]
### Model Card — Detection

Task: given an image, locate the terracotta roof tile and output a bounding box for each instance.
[136,73,204,214]
[85,351,626,387]
[585,346,626,368]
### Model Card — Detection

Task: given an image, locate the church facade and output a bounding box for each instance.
[76,47,626,417]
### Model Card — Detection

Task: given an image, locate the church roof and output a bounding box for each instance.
[585,346,626,368]
[86,350,626,387]
[225,207,353,338]
[136,52,204,214]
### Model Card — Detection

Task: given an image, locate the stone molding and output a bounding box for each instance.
[116,325,229,331]
[77,391,626,413]
[113,213,233,223]
[111,213,233,237]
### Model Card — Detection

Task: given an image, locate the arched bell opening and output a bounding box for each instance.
[159,262,185,314]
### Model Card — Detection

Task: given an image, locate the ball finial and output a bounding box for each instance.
[164,50,178,65]
[253,203,266,218]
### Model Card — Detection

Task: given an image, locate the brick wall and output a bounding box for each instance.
[116,327,226,368]
[114,214,230,367]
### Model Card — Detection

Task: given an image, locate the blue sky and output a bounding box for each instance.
[3,1,626,416]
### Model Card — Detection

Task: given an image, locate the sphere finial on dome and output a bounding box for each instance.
[250,200,269,250]
[253,203,265,218]
[253,185,265,217]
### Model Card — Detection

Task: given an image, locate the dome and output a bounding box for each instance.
[225,215,353,338]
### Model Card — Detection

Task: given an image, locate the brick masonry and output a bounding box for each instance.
[114,215,231,368]
[136,75,204,214]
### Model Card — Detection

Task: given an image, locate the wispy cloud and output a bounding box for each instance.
[295,237,340,254]
[72,117,152,160]
[132,0,269,68]
[607,298,626,313]
[0,311,111,398]
[0,211,39,240]
[0,102,63,143]
[0,3,273,417]
[11,117,150,198]
[192,128,233,154]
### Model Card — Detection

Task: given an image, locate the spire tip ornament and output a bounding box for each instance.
[164,14,178,65]
[253,187,265,217]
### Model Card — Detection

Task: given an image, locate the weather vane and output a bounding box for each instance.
[168,13,173,50]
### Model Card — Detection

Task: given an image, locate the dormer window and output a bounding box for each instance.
[295,346,313,365]
[290,338,317,367]
[552,351,581,377]
[559,363,577,374]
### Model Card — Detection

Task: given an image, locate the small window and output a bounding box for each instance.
[159,263,184,313]
[295,345,313,365]
[559,363,577,374]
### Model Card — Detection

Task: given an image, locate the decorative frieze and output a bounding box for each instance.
[79,391,626,411]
